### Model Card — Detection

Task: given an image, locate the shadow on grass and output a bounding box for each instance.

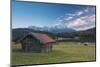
[12,49,52,53]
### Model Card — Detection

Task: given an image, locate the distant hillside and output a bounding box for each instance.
[55,27,96,38]
[76,27,96,35]
[85,27,96,32]
[12,28,30,42]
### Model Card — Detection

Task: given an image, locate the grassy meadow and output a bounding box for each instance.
[12,42,96,65]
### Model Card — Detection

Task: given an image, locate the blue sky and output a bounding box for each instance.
[12,0,96,30]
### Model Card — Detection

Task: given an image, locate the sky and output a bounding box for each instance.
[12,0,96,31]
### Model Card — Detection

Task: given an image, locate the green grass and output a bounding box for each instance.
[12,42,96,65]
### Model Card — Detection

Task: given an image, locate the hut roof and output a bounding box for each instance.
[20,33,55,44]
[32,33,55,44]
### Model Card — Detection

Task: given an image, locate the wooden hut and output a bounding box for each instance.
[19,33,55,52]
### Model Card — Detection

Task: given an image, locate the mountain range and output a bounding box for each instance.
[28,25,75,33]
[12,26,96,42]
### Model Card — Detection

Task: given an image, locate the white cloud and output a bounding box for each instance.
[65,11,83,17]
[65,13,76,17]
[54,7,95,31]
[84,8,89,12]
[75,11,83,16]
[57,19,63,22]
[66,15,95,31]
[64,16,73,21]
